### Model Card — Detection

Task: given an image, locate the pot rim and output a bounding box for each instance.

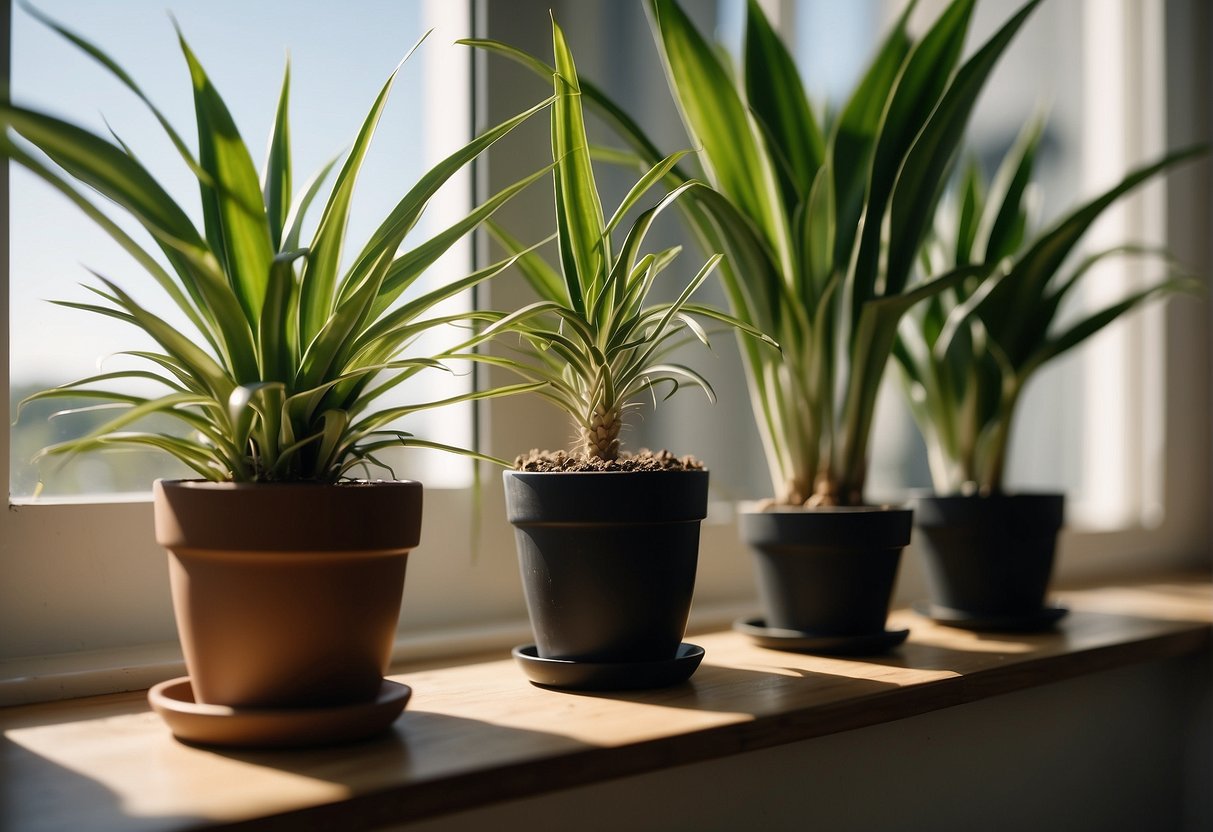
[503,468,708,477]
[154,478,423,553]
[156,477,422,489]
[503,467,708,524]
[907,488,1064,501]
[738,501,911,515]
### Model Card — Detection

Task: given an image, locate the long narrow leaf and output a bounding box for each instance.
[743,0,823,204]
[647,0,789,269]
[551,18,606,314]
[263,62,292,251]
[885,0,1043,297]
[178,30,274,324]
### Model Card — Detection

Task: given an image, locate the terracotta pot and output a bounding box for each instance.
[503,469,708,664]
[914,493,1064,616]
[740,506,912,635]
[153,479,422,708]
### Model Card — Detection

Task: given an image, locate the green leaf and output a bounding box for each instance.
[0,104,203,250]
[647,0,789,268]
[297,52,403,347]
[983,144,1205,359]
[258,249,307,382]
[178,29,274,324]
[355,241,553,364]
[92,276,234,404]
[978,113,1045,263]
[551,17,606,315]
[370,162,554,316]
[22,4,220,195]
[829,0,916,268]
[743,0,823,204]
[885,0,1043,297]
[282,154,340,251]
[0,133,218,351]
[460,37,688,184]
[40,432,229,481]
[838,265,985,493]
[799,162,836,302]
[164,249,260,383]
[852,0,975,311]
[341,94,554,311]
[605,150,692,235]
[1025,277,1194,376]
[954,156,985,266]
[263,62,293,251]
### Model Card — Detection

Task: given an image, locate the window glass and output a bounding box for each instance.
[641,0,1151,528]
[859,0,1091,507]
[8,0,473,498]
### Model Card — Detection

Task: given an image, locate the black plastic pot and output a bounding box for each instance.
[503,469,709,663]
[740,506,913,636]
[914,493,1064,616]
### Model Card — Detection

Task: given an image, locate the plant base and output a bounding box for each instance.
[154,479,422,709]
[740,506,912,636]
[914,493,1064,620]
[503,469,708,666]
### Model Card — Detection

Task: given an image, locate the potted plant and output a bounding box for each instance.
[895,117,1203,630]
[462,19,772,691]
[470,0,1043,652]
[4,11,547,745]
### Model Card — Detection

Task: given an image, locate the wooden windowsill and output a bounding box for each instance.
[3,576,1210,831]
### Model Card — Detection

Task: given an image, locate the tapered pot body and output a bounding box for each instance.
[741,507,913,635]
[915,493,1064,615]
[153,480,422,708]
[503,470,708,663]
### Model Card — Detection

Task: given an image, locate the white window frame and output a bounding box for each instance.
[2,0,1208,705]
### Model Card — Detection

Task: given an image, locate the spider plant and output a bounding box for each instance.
[895,117,1204,495]
[457,18,773,463]
[467,0,1039,505]
[5,9,550,484]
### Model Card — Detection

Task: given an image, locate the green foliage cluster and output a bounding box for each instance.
[473,0,1043,505]
[5,9,549,483]
[896,118,1202,494]
[9,1,1201,499]
[457,19,772,462]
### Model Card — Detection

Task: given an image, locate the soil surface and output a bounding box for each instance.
[513,449,705,472]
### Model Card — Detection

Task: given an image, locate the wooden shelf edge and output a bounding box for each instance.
[224,624,1213,830]
[2,577,1210,832]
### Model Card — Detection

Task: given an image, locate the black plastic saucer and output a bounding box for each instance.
[913,600,1069,633]
[512,643,704,691]
[733,618,910,655]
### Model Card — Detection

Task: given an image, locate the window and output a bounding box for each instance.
[8,0,475,498]
[1,0,491,693]
[2,0,1208,704]
[632,0,1209,543]
[490,0,1207,572]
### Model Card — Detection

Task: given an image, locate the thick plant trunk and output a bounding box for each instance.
[809,468,865,508]
[580,405,622,460]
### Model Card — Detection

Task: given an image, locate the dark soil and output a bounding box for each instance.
[513,449,705,472]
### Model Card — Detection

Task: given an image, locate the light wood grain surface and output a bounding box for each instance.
[3,578,1209,832]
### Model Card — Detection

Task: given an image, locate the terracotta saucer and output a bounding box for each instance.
[148,677,411,749]
[914,601,1069,633]
[512,643,704,691]
[734,618,910,655]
